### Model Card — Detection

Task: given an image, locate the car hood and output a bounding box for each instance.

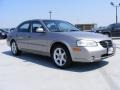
[60,31,111,42]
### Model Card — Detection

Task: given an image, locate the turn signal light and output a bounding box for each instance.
[72,47,81,52]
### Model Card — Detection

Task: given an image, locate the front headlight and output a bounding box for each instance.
[77,40,97,47]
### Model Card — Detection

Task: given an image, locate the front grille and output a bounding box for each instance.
[100,40,113,48]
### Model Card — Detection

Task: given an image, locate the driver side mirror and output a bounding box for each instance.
[36,28,45,33]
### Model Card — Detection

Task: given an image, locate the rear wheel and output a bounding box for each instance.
[11,41,21,56]
[51,45,72,68]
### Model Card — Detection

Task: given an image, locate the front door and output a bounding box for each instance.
[28,21,50,55]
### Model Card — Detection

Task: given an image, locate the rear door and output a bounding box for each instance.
[16,22,31,50]
[111,24,120,37]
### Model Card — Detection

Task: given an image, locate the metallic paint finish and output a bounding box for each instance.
[7,20,116,63]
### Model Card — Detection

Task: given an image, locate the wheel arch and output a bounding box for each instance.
[50,41,72,57]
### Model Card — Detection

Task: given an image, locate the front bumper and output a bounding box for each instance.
[70,43,116,62]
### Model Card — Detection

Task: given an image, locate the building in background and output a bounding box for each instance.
[75,24,97,31]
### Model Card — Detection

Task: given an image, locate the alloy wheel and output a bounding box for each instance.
[11,42,17,54]
[53,48,67,66]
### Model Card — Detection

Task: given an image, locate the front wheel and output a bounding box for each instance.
[51,46,72,68]
[11,41,21,56]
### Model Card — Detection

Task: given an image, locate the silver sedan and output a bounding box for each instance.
[7,20,116,68]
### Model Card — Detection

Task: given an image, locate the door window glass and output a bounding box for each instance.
[32,22,43,32]
[18,23,30,32]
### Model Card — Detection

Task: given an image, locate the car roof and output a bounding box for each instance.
[23,19,66,22]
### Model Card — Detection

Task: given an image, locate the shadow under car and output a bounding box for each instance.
[2,51,109,72]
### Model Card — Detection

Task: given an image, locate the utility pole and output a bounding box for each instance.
[110,2,120,23]
[49,11,52,20]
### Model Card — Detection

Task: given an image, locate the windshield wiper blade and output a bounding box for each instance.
[54,30,63,32]
[70,30,79,31]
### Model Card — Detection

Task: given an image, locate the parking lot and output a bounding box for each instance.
[0,39,120,90]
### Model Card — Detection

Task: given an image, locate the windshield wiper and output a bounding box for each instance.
[53,30,63,32]
[70,30,79,32]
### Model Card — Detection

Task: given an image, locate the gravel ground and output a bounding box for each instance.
[0,39,120,90]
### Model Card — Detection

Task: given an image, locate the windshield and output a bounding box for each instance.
[43,20,80,32]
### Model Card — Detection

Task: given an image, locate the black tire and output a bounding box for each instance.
[3,35,7,39]
[51,45,72,68]
[11,41,21,56]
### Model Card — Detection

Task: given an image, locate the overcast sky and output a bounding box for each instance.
[0,0,120,28]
